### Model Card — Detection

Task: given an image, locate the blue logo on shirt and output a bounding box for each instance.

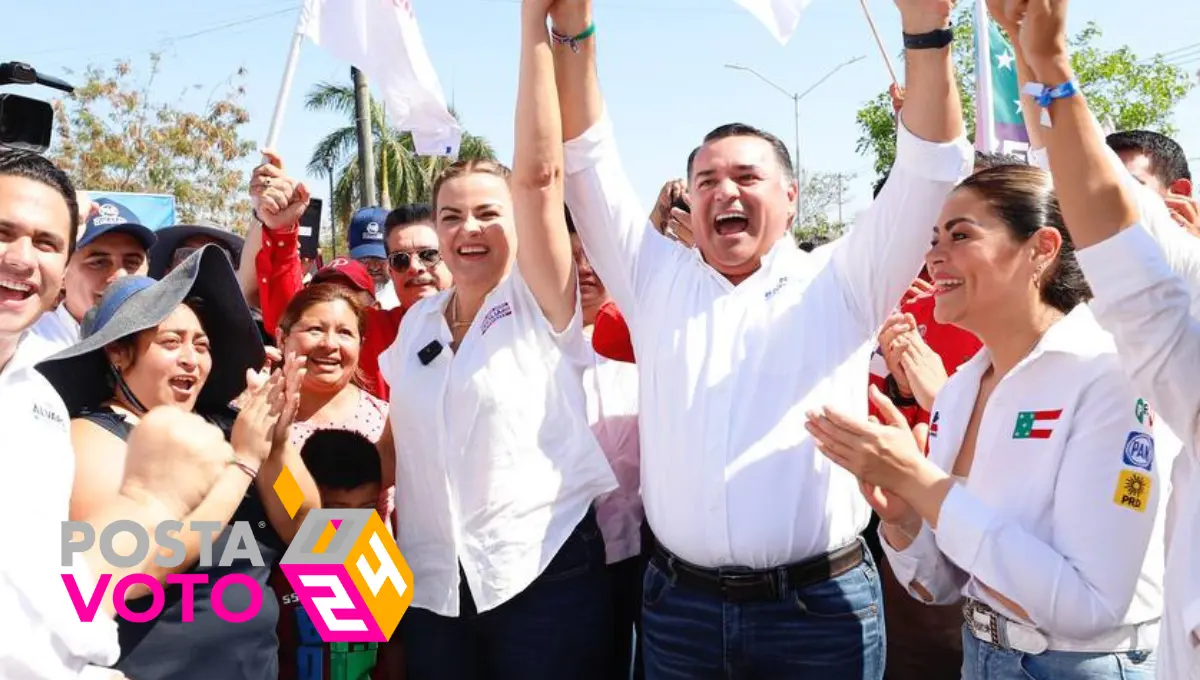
[1122,432,1154,471]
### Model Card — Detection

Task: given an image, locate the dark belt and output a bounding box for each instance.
[650,540,865,603]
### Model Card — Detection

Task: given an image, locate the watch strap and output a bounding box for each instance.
[903,27,954,50]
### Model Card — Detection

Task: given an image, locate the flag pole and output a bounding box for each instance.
[857,0,900,90]
[265,27,306,151]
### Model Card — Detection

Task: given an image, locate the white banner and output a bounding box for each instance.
[298,0,462,158]
[733,0,814,45]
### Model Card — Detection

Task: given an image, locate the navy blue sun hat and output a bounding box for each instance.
[78,198,157,251]
[348,207,388,260]
[37,244,265,416]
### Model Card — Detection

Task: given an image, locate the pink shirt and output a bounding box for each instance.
[584,348,643,564]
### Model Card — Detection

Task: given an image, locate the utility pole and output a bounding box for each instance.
[352,66,376,208]
[325,157,338,257]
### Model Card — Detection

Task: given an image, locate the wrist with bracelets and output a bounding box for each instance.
[549,21,596,53]
[228,454,259,480]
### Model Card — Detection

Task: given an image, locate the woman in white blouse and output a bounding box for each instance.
[377,5,618,679]
[804,103,1168,680]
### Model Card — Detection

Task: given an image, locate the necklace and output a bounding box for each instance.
[448,290,472,328]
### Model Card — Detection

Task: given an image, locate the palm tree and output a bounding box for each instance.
[305,81,495,232]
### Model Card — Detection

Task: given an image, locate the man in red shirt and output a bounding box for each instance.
[250,155,452,400]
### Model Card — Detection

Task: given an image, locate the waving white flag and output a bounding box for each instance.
[298,0,462,157]
[733,0,815,45]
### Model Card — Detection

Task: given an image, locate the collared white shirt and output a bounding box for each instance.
[379,268,618,617]
[377,281,401,311]
[884,305,1169,646]
[21,305,81,368]
[0,336,120,679]
[581,336,642,565]
[562,111,973,568]
[1077,225,1200,679]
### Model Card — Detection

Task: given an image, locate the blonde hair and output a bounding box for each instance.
[431,159,512,216]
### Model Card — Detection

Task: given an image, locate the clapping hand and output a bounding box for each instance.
[805,384,930,492]
[250,150,310,230]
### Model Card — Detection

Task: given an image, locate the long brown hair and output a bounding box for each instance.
[277,282,372,392]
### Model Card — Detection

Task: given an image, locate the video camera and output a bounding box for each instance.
[0,62,74,154]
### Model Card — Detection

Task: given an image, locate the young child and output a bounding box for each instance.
[271,429,402,680]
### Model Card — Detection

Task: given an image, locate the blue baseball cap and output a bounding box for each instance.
[79,198,157,251]
[348,206,389,260]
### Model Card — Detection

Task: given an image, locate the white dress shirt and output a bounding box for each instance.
[20,305,81,368]
[379,268,618,617]
[582,337,642,565]
[883,305,1169,648]
[1076,225,1200,678]
[1035,135,1200,677]
[0,336,120,679]
[562,111,973,569]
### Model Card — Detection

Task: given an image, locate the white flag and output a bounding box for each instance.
[733,0,814,45]
[298,0,462,158]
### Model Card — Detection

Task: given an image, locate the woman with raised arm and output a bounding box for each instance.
[377,1,617,678]
[994,2,1200,678]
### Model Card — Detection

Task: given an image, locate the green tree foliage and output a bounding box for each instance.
[854,7,1194,181]
[50,54,256,233]
[305,81,495,234]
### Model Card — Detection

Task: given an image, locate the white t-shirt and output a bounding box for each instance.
[379,268,617,617]
[0,336,120,678]
[21,305,81,368]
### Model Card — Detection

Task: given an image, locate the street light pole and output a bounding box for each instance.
[725,56,865,227]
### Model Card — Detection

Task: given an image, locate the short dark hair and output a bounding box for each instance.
[300,429,381,490]
[958,164,1091,314]
[691,124,795,181]
[685,147,701,180]
[799,234,833,252]
[0,150,80,255]
[973,151,1024,171]
[1106,130,1192,187]
[383,203,433,254]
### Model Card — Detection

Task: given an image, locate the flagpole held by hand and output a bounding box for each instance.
[858,0,901,90]
[265,24,307,152]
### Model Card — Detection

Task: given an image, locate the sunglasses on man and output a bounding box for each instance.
[388,248,441,271]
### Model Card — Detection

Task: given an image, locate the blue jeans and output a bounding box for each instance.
[960,625,1156,679]
[401,510,613,680]
[641,539,885,680]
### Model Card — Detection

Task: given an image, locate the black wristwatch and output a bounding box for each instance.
[903,26,954,50]
[884,374,919,407]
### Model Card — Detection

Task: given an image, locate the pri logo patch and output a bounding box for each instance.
[276,469,413,642]
[1113,470,1152,513]
[1122,432,1154,471]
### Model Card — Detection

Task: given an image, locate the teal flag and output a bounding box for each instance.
[974,0,1029,154]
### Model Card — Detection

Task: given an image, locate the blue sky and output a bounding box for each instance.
[4,0,1198,226]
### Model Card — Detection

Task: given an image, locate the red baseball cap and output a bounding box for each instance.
[311,257,375,298]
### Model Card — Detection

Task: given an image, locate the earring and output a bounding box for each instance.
[1032,263,1045,284]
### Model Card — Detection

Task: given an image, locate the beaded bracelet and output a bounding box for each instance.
[550,22,596,53]
[229,455,259,480]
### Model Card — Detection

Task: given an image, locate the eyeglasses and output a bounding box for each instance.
[388,248,441,271]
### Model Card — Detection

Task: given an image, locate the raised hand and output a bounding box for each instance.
[119,407,236,522]
[250,150,311,230]
[1166,192,1200,238]
[231,369,286,470]
[650,179,688,234]
[1013,0,1070,75]
[271,350,307,450]
[893,0,954,32]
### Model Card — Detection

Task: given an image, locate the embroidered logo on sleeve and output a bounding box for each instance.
[1122,432,1154,471]
[1135,398,1154,427]
[929,411,940,438]
[480,302,513,335]
[1113,470,1151,513]
[1012,410,1062,439]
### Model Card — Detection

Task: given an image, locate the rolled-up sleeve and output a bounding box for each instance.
[1078,225,1200,449]
[934,366,1159,640]
[880,522,968,605]
[829,120,973,337]
[563,112,680,325]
